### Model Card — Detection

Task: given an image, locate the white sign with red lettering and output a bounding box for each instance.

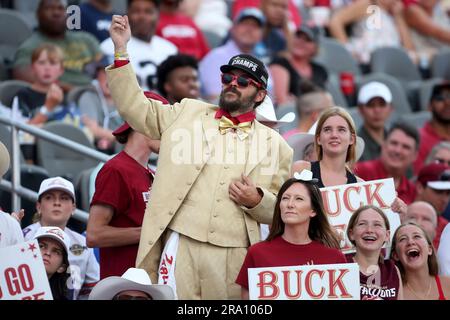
[320,178,401,254]
[0,240,53,300]
[248,263,360,300]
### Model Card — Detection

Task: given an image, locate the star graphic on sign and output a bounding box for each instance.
[28,243,37,253]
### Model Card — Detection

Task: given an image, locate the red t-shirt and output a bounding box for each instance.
[91,151,154,279]
[236,236,346,289]
[354,158,417,204]
[345,255,400,300]
[156,12,209,60]
[414,122,447,175]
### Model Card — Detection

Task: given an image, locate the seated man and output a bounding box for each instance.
[356,81,394,162]
[88,268,175,300]
[355,122,419,204]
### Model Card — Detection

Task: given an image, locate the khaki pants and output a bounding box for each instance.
[174,234,247,299]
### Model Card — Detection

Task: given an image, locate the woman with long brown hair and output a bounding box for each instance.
[390,221,450,300]
[235,170,346,299]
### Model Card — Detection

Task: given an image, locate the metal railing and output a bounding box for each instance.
[0,114,111,223]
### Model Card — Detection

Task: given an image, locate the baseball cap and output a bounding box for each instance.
[234,7,265,26]
[358,81,392,105]
[38,177,75,201]
[89,268,175,300]
[431,81,450,101]
[112,91,169,136]
[296,25,319,43]
[33,226,70,254]
[0,141,10,178]
[417,163,450,190]
[220,54,268,89]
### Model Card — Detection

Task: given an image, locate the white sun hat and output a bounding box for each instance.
[256,95,295,128]
[88,268,175,300]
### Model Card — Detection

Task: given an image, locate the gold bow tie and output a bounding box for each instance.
[218,116,252,140]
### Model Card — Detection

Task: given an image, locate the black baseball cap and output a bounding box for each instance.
[220,54,268,89]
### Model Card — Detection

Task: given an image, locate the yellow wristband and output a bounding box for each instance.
[114,52,129,60]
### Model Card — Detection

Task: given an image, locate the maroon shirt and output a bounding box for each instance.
[236,236,346,289]
[355,158,417,204]
[91,151,154,279]
[346,255,400,300]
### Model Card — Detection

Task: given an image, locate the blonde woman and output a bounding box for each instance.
[292,106,362,188]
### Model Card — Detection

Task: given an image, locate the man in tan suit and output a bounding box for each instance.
[106,14,293,299]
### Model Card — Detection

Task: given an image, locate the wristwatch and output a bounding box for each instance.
[39,106,50,116]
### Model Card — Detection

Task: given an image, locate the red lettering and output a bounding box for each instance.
[305,269,325,299]
[257,271,279,299]
[343,186,362,212]
[0,284,2,298]
[5,268,21,295]
[328,269,352,298]
[364,183,389,209]
[21,292,45,300]
[321,189,341,217]
[165,254,173,265]
[281,270,303,300]
[18,264,34,292]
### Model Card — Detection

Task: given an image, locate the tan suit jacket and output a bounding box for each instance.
[106,63,293,282]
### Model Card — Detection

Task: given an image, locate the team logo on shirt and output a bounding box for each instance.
[70,244,87,256]
[142,191,150,203]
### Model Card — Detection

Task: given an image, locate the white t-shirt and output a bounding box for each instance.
[23,222,99,300]
[100,35,178,90]
[0,211,24,248]
[438,224,450,276]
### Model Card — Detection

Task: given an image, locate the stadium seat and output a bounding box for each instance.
[370,46,422,82]
[202,29,225,49]
[0,79,30,107]
[431,50,450,80]
[0,124,26,164]
[67,85,105,126]
[36,122,99,181]
[325,74,348,108]
[0,9,32,63]
[314,37,362,77]
[401,110,431,128]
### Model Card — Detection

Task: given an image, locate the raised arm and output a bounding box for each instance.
[106,15,185,140]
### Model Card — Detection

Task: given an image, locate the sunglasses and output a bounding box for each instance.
[112,294,153,300]
[221,73,262,89]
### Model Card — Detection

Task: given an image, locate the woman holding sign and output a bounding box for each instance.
[391,221,450,300]
[347,205,403,300]
[235,170,346,299]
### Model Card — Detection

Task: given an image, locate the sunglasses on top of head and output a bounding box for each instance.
[221,73,262,89]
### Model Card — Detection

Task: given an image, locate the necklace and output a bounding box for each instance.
[406,278,433,300]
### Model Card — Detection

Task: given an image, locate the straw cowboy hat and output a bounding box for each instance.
[0,141,10,178]
[287,122,365,162]
[256,95,295,128]
[89,268,175,300]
